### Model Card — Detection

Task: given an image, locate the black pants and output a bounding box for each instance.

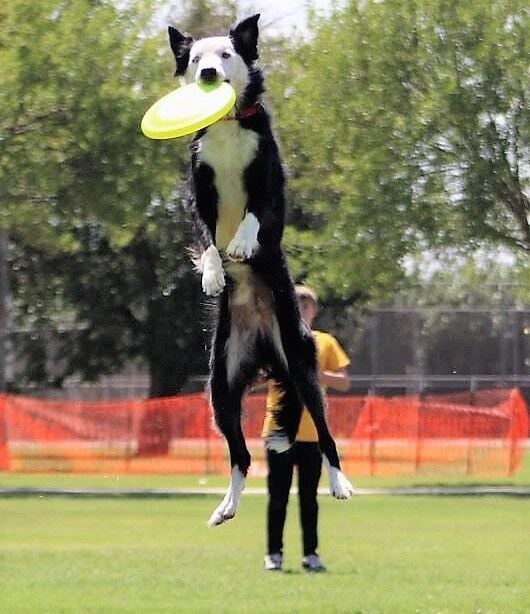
[266,441,322,557]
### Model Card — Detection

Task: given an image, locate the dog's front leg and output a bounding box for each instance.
[200,245,225,296]
[226,212,260,261]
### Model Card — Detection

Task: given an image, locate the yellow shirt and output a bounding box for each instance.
[262,330,350,442]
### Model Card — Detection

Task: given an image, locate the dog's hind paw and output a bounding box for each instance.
[323,456,354,500]
[208,467,246,527]
[208,502,235,527]
[265,431,292,454]
[329,468,354,500]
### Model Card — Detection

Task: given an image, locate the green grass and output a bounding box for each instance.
[1,493,529,613]
[0,455,529,611]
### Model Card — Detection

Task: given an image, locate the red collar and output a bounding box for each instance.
[223,103,263,121]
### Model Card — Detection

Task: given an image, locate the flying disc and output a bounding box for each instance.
[141,81,236,139]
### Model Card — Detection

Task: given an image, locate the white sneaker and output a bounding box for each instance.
[302,553,326,572]
[264,552,283,571]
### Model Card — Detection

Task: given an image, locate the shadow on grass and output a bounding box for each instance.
[281,568,359,576]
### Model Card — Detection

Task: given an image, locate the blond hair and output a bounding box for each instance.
[294,285,318,306]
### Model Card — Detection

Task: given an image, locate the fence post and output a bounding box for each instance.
[366,396,377,477]
[370,313,379,386]
[0,394,9,470]
[204,396,211,474]
[125,406,132,472]
[0,232,9,393]
[415,388,424,473]
[465,379,478,476]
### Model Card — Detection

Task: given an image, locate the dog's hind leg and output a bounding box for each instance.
[254,252,352,498]
[208,370,250,526]
[207,296,253,527]
[288,334,354,500]
[255,254,353,498]
[263,370,303,454]
[258,329,302,454]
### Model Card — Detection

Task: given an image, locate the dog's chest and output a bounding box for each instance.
[197,123,259,249]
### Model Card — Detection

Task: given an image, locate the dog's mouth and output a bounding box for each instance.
[197,67,233,88]
[198,77,231,88]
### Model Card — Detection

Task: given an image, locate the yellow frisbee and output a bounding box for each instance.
[141,81,236,139]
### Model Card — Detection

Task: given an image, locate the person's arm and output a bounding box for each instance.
[320,368,350,392]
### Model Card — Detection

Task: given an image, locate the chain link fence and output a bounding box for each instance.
[3,309,530,401]
[342,309,530,400]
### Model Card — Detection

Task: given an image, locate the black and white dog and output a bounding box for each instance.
[169,14,353,526]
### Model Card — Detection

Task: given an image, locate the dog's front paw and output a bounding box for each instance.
[202,268,225,296]
[226,236,259,262]
[201,245,225,296]
[226,213,260,261]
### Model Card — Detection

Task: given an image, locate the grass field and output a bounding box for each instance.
[1,461,530,613]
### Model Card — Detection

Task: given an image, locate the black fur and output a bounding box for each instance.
[230,13,260,64]
[168,26,193,76]
[171,16,345,492]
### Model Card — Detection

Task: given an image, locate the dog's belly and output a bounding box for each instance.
[227,262,273,331]
[225,262,287,383]
[198,123,259,250]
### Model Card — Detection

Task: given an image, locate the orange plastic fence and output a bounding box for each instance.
[0,389,527,476]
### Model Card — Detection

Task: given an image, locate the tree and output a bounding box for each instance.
[0,0,181,247]
[265,0,530,306]
[2,0,237,396]
[265,1,427,305]
[10,202,209,397]
[7,0,529,394]
[409,0,530,253]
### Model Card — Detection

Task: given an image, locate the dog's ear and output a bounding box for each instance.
[230,14,260,64]
[168,26,194,76]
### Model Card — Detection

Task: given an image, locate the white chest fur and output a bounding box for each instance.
[197,122,259,249]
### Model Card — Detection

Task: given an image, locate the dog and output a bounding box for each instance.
[168,14,354,526]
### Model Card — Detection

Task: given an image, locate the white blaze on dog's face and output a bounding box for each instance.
[184,37,250,99]
[168,15,260,103]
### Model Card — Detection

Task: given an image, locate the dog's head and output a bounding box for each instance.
[168,15,260,101]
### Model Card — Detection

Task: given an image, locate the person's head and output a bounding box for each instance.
[295,285,319,327]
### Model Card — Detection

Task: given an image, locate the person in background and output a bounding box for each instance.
[262,285,350,572]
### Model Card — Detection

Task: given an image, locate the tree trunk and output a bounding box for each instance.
[148,355,190,398]
[145,291,206,398]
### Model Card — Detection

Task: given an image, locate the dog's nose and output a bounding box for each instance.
[200,67,218,84]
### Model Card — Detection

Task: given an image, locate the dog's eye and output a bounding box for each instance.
[191,55,200,63]
[221,51,232,59]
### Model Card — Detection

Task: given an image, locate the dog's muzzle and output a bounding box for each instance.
[200,67,219,84]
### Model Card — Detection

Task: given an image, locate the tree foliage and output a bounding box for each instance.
[10,201,208,396]
[2,0,229,395]
[267,0,530,305]
[1,0,184,247]
[3,0,530,394]
[406,0,530,252]
[267,1,428,303]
